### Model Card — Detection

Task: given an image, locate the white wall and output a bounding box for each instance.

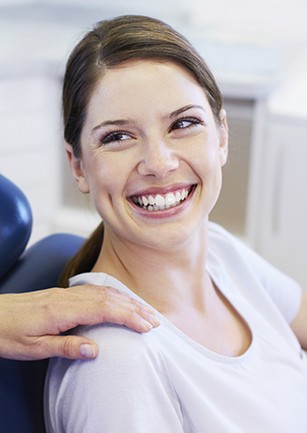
[185,0,307,42]
[2,0,307,44]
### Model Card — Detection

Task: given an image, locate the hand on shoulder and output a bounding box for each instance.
[0,285,159,360]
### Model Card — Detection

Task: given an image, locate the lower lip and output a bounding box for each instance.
[129,187,196,220]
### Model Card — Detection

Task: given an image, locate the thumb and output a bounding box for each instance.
[43,335,99,360]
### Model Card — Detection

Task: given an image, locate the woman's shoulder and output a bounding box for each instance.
[45,326,182,433]
[48,322,165,384]
[46,323,168,410]
[207,221,245,260]
[208,221,238,244]
[78,322,162,361]
[208,221,263,263]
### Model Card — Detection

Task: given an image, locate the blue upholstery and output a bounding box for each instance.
[0,175,32,280]
[0,175,85,433]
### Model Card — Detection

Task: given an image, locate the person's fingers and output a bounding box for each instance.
[0,286,160,361]
[25,335,99,360]
[57,335,99,359]
[58,285,160,332]
[91,287,160,332]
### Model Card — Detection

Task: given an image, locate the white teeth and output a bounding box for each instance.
[155,194,165,207]
[148,195,155,205]
[132,188,191,211]
[165,192,176,206]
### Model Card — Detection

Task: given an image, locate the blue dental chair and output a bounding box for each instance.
[0,174,84,433]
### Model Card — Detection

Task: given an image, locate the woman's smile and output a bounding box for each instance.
[129,184,196,213]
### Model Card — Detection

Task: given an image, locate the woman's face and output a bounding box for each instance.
[67,60,228,250]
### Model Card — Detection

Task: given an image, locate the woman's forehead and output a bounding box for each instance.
[88,59,209,113]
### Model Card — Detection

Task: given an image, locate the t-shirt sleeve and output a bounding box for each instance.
[45,324,184,433]
[237,242,302,323]
[209,223,302,323]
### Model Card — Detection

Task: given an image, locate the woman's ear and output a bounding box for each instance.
[64,142,90,194]
[218,108,229,167]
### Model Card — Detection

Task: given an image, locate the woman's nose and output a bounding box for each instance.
[137,140,179,178]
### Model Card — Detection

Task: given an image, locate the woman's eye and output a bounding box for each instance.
[170,117,202,131]
[100,131,131,145]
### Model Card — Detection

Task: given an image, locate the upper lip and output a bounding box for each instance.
[128,183,195,198]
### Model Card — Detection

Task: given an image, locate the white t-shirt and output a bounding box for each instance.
[44,223,307,433]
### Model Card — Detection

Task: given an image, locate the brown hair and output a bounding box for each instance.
[60,14,223,286]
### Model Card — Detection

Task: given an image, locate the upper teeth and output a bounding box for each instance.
[132,189,189,211]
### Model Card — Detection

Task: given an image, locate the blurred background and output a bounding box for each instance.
[1,0,307,287]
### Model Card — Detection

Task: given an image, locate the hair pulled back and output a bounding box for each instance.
[60,15,223,285]
[63,14,223,156]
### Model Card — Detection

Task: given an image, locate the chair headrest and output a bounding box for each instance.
[0,175,33,279]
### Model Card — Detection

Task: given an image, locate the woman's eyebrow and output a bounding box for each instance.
[91,118,133,136]
[169,105,206,119]
[90,105,206,136]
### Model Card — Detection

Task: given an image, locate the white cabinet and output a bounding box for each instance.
[210,98,255,238]
[254,117,307,288]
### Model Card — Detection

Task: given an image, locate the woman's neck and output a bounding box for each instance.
[92,221,212,315]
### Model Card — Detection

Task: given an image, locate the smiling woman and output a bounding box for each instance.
[64,59,227,254]
[44,15,307,433]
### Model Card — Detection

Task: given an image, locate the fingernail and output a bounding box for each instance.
[141,320,153,331]
[80,344,96,359]
[146,312,160,328]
